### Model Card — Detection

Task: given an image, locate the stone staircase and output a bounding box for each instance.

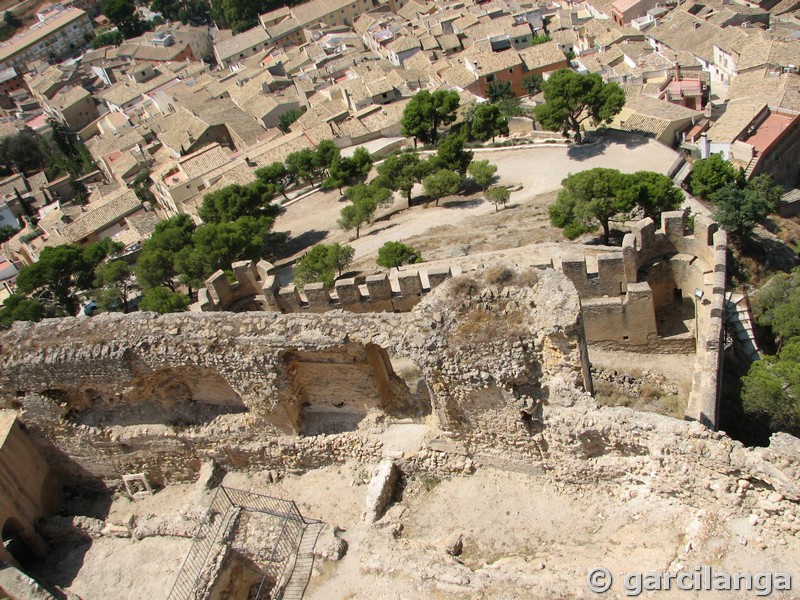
[724,291,761,362]
[277,521,326,600]
[672,161,692,187]
[744,156,759,180]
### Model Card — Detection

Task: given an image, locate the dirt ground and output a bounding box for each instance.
[273,135,679,275]
[273,136,694,415]
[39,137,716,599]
[50,459,800,600]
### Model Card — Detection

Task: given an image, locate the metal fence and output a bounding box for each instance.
[166,486,309,600]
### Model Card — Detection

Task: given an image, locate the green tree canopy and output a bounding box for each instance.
[487,80,514,103]
[255,162,290,200]
[135,247,179,291]
[688,154,738,200]
[742,340,800,434]
[278,109,303,133]
[423,168,461,207]
[189,216,275,274]
[285,148,321,187]
[486,186,511,211]
[470,104,509,142]
[293,243,355,288]
[522,73,544,96]
[431,134,473,176]
[549,168,632,244]
[315,139,340,177]
[211,0,262,31]
[134,214,195,292]
[197,181,282,224]
[338,183,390,238]
[752,268,800,338]
[0,128,47,174]
[617,171,683,220]
[533,69,625,143]
[712,178,778,242]
[350,147,374,178]
[91,30,124,49]
[15,240,121,315]
[323,149,374,192]
[150,0,210,25]
[0,294,48,327]
[103,0,143,37]
[139,286,190,313]
[530,34,551,46]
[376,241,422,269]
[0,225,18,243]
[94,259,135,313]
[374,152,430,207]
[401,89,460,146]
[467,160,498,191]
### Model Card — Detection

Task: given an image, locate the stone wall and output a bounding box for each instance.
[191,260,455,315]
[0,268,590,488]
[191,211,726,427]
[0,411,61,566]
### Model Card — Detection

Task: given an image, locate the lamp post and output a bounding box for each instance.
[694,287,704,349]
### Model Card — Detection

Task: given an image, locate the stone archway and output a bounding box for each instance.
[278,343,432,436]
[2,518,39,568]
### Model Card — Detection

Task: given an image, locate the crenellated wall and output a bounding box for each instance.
[191,261,456,315]
[185,211,728,427]
[0,269,590,488]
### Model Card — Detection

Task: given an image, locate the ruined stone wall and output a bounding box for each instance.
[191,211,725,427]
[0,268,589,488]
[191,259,455,316]
[0,411,61,565]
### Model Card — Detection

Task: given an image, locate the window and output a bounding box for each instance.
[508,68,513,73]
[485,73,495,82]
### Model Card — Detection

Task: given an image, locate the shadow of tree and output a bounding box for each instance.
[366,222,399,236]
[567,131,650,161]
[741,234,800,275]
[440,198,484,209]
[276,229,329,260]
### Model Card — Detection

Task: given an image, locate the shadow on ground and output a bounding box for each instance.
[567,131,650,161]
[440,198,484,210]
[277,229,329,260]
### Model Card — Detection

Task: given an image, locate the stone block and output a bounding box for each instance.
[304,282,332,309]
[560,259,587,282]
[335,278,362,306]
[661,210,686,241]
[427,266,452,289]
[277,286,303,311]
[364,459,399,522]
[206,270,232,304]
[694,214,718,247]
[365,274,392,300]
[396,271,423,297]
[256,259,276,280]
[193,288,214,312]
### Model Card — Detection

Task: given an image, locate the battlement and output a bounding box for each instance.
[558,211,725,300]
[623,211,725,280]
[192,263,455,314]
[192,260,281,313]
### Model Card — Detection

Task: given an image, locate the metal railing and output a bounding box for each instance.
[254,517,306,599]
[167,489,237,600]
[166,486,310,600]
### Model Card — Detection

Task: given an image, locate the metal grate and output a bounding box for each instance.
[166,486,314,600]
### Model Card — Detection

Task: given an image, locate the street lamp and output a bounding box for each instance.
[694,287,704,348]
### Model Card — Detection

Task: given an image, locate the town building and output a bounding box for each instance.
[0,6,93,73]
